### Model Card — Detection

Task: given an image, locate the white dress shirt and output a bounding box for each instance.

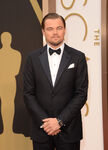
[47,43,64,86]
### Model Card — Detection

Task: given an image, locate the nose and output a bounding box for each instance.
[53,29,58,34]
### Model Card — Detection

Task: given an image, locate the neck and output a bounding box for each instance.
[1,45,11,50]
[48,42,63,50]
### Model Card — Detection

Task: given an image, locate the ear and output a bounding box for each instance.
[64,28,66,34]
[42,29,45,36]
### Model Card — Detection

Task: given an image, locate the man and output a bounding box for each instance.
[23,13,88,150]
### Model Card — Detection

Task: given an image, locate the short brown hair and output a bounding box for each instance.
[41,13,66,29]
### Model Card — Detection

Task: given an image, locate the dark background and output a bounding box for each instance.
[0,0,42,136]
[107,1,108,109]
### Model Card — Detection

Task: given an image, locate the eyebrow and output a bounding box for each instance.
[46,25,63,29]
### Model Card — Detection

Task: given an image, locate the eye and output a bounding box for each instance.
[46,27,53,31]
[57,26,63,30]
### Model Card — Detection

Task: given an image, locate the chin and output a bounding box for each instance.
[50,41,63,46]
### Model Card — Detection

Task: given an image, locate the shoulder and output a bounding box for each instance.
[65,44,85,56]
[65,44,86,59]
[27,45,47,59]
[28,47,43,57]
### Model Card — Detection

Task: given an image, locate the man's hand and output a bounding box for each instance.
[42,118,61,136]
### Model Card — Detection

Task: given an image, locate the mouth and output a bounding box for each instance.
[52,36,59,38]
[52,37,59,40]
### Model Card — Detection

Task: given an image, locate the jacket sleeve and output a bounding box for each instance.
[58,53,88,125]
[23,55,48,126]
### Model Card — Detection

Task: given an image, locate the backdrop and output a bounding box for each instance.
[0,0,42,150]
[56,0,104,150]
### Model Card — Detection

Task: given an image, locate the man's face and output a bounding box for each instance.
[42,18,66,48]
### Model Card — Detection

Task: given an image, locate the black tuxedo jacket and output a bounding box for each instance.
[23,44,88,143]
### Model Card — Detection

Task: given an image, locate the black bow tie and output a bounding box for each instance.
[49,48,61,55]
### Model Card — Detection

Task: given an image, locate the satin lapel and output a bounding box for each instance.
[39,46,53,86]
[54,46,71,87]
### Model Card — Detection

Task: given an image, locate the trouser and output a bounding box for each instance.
[33,136,80,150]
